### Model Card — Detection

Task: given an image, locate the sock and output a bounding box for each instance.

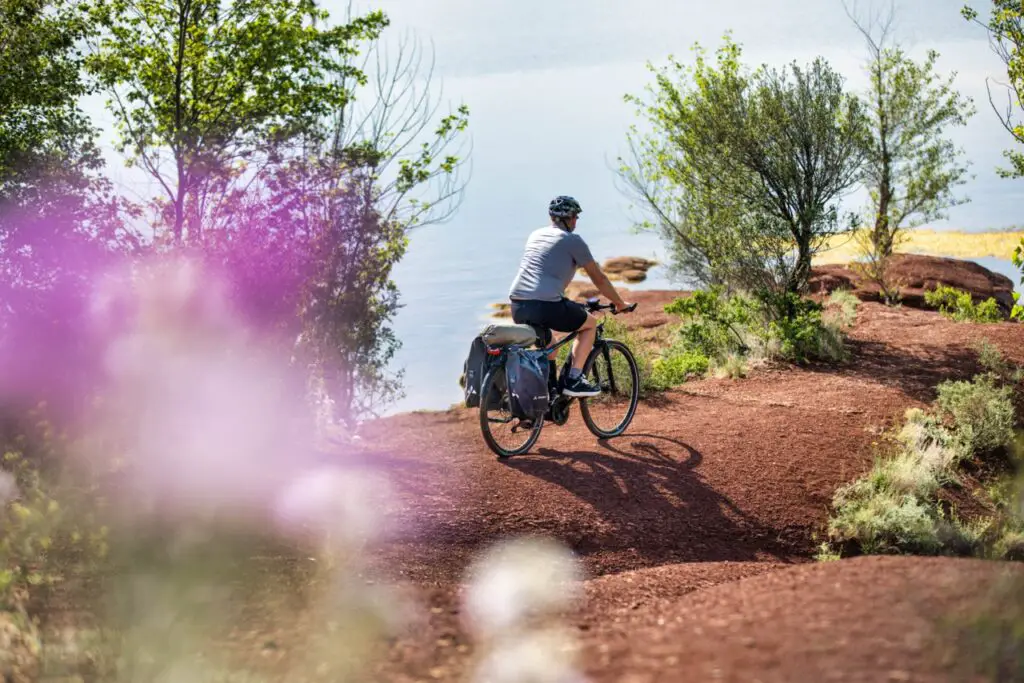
[568,367,582,380]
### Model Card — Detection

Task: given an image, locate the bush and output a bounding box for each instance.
[823,368,1021,560]
[935,374,1016,456]
[664,288,849,366]
[710,353,748,379]
[650,349,709,389]
[763,294,848,363]
[0,417,109,609]
[924,285,1004,323]
[829,474,942,555]
[824,289,860,328]
[664,288,756,359]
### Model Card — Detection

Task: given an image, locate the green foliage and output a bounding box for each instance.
[829,468,943,555]
[0,0,101,197]
[650,349,709,389]
[814,542,842,562]
[0,423,108,607]
[848,7,975,259]
[825,289,860,328]
[86,0,389,241]
[663,288,851,368]
[619,35,866,299]
[823,366,1021,560]
[664,288,755,359]
[710,353,748,379]
[936,374,1016,456]
[924,285,1004,322]
[1013,238,1024,320]
[963,2,1024,178]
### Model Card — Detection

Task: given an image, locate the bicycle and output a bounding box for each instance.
[477,297,641,458]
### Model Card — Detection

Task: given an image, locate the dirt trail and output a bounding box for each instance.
[203,295,1024,680]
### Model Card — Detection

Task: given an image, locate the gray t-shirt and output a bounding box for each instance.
[508,225,595,302]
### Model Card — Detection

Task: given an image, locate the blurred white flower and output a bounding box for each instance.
[0,470,17,505]
[472,628,589,683]
[272,466,390,546]
[463,536,583,638]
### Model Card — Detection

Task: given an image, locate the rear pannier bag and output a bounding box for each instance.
[505,347,550,421]
[461,335,489,408]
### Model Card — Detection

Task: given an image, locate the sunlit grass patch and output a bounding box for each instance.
[815,228,1024,265]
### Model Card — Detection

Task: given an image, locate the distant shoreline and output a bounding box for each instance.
[815,228,1024,265]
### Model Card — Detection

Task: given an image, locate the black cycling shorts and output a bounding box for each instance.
[510,297,589,345]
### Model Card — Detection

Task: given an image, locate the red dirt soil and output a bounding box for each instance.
[86,288,1020,682]
[285,291,1022,682]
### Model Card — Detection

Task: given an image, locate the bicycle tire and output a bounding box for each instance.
[478,368,543,458]
[579,339,640,438]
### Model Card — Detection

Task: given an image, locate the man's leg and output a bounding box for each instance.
[562,313,601,397]
[570,313,598,373]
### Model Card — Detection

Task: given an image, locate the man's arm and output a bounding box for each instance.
[582,261,629,310]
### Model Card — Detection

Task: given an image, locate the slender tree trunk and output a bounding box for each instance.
[173,182,186,243]
[790,229,813,296]
[873,156,893,257]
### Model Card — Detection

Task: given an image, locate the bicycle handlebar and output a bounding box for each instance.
[585,298,639,315]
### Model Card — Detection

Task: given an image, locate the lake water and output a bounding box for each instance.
[85,0,1024,415]
[334,0,1024,415]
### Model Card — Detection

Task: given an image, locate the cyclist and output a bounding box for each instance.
[508,195,635,398]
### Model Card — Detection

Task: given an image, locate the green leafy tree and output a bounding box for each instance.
[846,2,975,260]
[86,0,389,243]
[0,0,106,212]
[1,0,134,405]
[962,1,1024,178]
[207,28,471,425]
[620,36,866,315]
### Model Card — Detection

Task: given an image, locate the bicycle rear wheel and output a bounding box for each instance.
[478,368,543,458]
[579,339,640,438]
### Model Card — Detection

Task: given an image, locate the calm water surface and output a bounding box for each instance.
[337,1,1023,414]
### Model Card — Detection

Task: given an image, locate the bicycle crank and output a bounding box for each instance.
[548,396,571,426]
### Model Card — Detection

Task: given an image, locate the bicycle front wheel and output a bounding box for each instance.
[478,368,543,458]
[579,340,640,438]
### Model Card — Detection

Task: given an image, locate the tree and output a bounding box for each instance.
[328,12,471,232]
[1,0,99,199]
[1,0,137,414]
[962,1,1024,178]
[207,159,406,425]
[846,1,975,259]
[86,0,389,243]
[205,26,471,425]
[620,36,866,314]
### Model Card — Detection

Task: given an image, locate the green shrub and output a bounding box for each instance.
[0,419,109,608]
[823,367,1022,561]
[650,348,709,389]
[825,289,860,327]
[710,352,748,379]
[828,475,942,555]
[664,288,757,360]
[924,285,1004,323]
[935,374,1016,456]
[664,288,849,366]
[764,296,848,363]
[974,338,1024,384]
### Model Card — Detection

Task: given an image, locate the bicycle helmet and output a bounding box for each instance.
[548,195,583,219]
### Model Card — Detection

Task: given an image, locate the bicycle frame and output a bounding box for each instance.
[482,315,618,407]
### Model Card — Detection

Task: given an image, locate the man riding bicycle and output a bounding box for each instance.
[508,195,635,398]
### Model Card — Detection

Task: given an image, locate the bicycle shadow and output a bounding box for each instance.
[502,432,795,567]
